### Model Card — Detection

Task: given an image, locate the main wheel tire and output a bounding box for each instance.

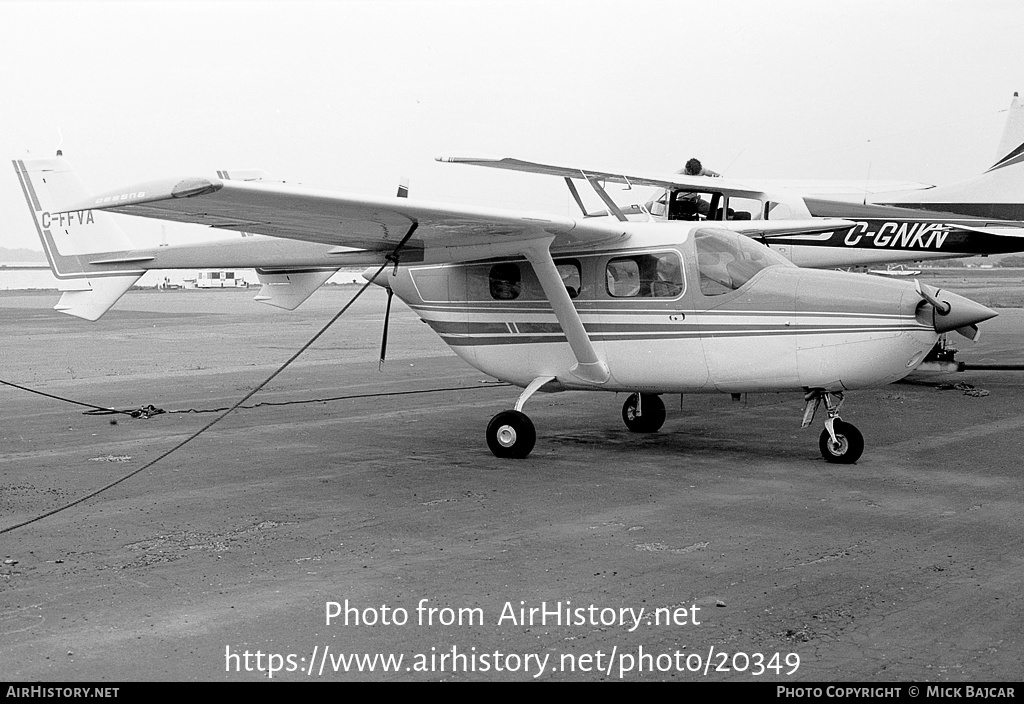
[819,420,864,464]
[621,393,667,433]
[486,410,536,459]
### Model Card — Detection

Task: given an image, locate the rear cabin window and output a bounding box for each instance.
[557,261,581,298]
[765,201,795,220]
[606,253,683,298]
[485,260,581,301]
[724,196,759,221]
[489,263,522,300]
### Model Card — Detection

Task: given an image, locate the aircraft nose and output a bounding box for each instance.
[915,281,997,338]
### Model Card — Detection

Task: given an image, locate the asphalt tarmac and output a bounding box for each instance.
[1,284,1022,682]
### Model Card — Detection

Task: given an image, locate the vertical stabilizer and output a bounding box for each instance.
[12,156,144,320]
[873,93,1024,219]
[992,92,1024,171]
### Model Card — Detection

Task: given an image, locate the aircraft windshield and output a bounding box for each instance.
[694,229,792,296]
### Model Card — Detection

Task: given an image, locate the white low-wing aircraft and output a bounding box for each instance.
[15,155,997,463]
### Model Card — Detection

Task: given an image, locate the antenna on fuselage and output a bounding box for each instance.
[862,159,872,205]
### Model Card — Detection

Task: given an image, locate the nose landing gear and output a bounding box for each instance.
[803,390,864,464]
[818,419,864,464]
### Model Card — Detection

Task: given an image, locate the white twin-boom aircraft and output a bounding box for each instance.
[12,154,998,463]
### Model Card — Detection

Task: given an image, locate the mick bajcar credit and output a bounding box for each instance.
[223,598,802,679]
[777,686,1015,698]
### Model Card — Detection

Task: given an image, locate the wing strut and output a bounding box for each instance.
[584,174,628,222]
[521,239,609,385]
[563,177,595,217]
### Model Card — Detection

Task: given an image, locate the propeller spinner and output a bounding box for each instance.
[915,280,997,340]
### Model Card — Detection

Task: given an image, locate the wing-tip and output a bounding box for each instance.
[435,155,501,165]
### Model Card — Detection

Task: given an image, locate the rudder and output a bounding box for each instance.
[12,155,144,320]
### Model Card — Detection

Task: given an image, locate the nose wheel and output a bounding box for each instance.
[803,390,865,464]
[818,420,864,464]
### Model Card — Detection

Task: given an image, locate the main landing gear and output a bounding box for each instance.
[486,380,671,458]
[485,376,553,459]
[486,410,536,459]
[621,393,666,433]
[803,390,864,464]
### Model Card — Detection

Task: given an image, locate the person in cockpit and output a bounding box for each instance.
[670,158,720,220]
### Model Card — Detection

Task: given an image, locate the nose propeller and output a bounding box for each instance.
[915,280,997,340]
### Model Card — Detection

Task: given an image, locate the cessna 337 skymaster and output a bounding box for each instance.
[16,155,997,463]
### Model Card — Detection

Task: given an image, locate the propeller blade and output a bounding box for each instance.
[915,280,950,314]
[379,287,395,371]
[956,324,982,342]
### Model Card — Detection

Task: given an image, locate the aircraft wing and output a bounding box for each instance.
[437,156,771,200]
[71,176,631,257]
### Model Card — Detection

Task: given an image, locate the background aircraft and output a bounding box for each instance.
[18,154,997,464]
[465,93,1024,269]
[745,92,1024,264]
[774,92,1024,218]
[441,141,1024,271]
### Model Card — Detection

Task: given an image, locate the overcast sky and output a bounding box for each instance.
[2,0,1022,250]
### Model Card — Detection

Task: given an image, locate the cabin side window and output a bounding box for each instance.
[648,189,765,222]
[725,196,759,221]
[489,263,522,300]
[556,261,581,298]
[764,201,795,220]
[606,253,683,298]
[668,190,709,221]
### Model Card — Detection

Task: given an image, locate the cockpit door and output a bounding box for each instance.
[688,228,800,391]
[598,245,711,391]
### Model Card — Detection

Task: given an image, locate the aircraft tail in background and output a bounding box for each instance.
[875,93,1024,220]
[993,92,1024,169]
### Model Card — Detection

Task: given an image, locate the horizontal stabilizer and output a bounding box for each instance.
[253,268,337,310]
[53,274,142,321]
